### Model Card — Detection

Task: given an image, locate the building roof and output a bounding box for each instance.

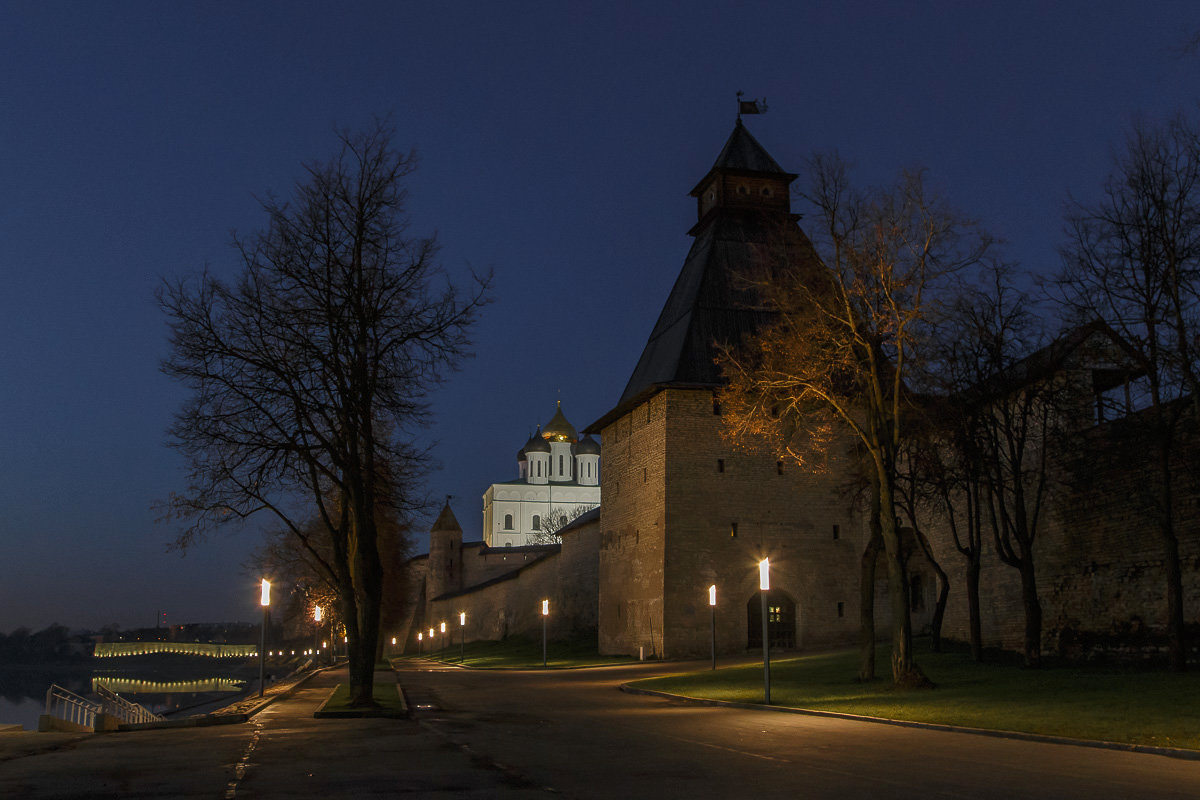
[431,501,462,533]
[556,506,600,536]
[587,199,819,432]
[541,401,578,443]
[573,434,600,456]
[688,118,795,195]
[522,428,551,454]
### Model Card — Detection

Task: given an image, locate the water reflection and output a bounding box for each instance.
[0,665,250,730]
[92,676,243,695]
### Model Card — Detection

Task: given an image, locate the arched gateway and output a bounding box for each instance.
[746,591,796,649]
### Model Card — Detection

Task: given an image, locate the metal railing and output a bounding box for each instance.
[44,684,100,729]
[94,683,164,725]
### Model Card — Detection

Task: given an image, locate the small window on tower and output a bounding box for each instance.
[643,467,647,483]
[504,514,513,530]
[737,184,749,195]
[730,522,738,538]
[712,395,721,415]
[761,186,773,197]
[776,461,783,475]
[717,459,725,473]
[837,601,845,618]
[532,515,541,531]
[832,524,840,540]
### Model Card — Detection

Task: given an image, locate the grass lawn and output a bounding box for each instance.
[630,642,1200,750]
[396,634,634,669]
[321,680,405,714]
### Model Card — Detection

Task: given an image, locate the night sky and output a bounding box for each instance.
[2,2,1197,632]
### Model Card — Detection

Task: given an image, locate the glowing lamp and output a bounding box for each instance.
[313,606,322,622]
[459,612,466,626]
[759,558,770,591]
[440,621,446,633]
[541,599,549,616]
[708,584,717,606]
[260,579,271,606]
[391,637,396,645]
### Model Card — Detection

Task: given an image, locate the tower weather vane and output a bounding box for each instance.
[737,90,768,119]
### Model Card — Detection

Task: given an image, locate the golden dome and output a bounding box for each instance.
[540,401,578,443]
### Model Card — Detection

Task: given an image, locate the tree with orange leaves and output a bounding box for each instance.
[718,154,991,686]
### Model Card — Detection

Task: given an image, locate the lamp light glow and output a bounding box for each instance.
[440,621,446,633]
[417,633,422,642]
[260,579,271,606]
[459,612,466,626]
[541,599,549,616]
[759,558,770,591]
[708,584,717,606]
[313,606,322,622]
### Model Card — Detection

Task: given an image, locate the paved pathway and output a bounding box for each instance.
[0,666,544,798]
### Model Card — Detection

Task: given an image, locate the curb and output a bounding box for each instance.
[618,684,1200,762]
[313,671,409,719]
[117,665,331,732]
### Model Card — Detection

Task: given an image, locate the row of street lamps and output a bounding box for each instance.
[416,611,468,661]
[264,558,774,704]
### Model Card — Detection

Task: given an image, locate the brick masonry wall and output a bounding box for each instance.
[660,389,865,658]
[598,392,668,656]
[924,414,1200,657]
[404,517,602,650]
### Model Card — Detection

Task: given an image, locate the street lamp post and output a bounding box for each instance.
[459,612,466,663]
[541,599,549,668]
[759,558,771,704]
[708,584,717,671]
[259,579,271,698]
[417,631,423,656]
[313,605,323,664]
[439,621,446,661]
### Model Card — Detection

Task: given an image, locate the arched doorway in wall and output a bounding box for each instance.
[746,591,796,649]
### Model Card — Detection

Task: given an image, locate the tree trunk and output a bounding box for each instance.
[1018,557,1041,668]
[930,564,949,653]
[966,553,982,662]
[877,472,924,686]
[858,492,883,681]
[911,524,949,652]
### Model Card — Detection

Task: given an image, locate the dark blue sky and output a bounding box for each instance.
[2,2,1197,631]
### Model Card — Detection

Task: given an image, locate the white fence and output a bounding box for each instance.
[44,684,100,729]
[44,683,165,729]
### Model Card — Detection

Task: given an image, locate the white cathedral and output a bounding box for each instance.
[481,402,601,547]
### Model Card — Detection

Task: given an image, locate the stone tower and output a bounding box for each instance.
[426,501,463,606]
[587,119,863,658]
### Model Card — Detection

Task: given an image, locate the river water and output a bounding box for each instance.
[0,659,257,731]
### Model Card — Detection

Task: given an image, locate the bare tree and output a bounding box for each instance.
[718,154,990,686]
[1058,113,1200,670]
[528,504,594,545]
[159,120,489,705]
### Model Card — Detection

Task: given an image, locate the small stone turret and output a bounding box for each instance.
[427,501,463,601]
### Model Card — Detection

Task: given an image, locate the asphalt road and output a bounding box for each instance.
[402,658,1200,800]
[2,659,1199,798]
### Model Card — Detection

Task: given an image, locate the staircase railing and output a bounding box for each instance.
[44,684,100,729]
[94,683,165,725]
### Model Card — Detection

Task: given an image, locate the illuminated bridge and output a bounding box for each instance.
[93,642,258,658]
